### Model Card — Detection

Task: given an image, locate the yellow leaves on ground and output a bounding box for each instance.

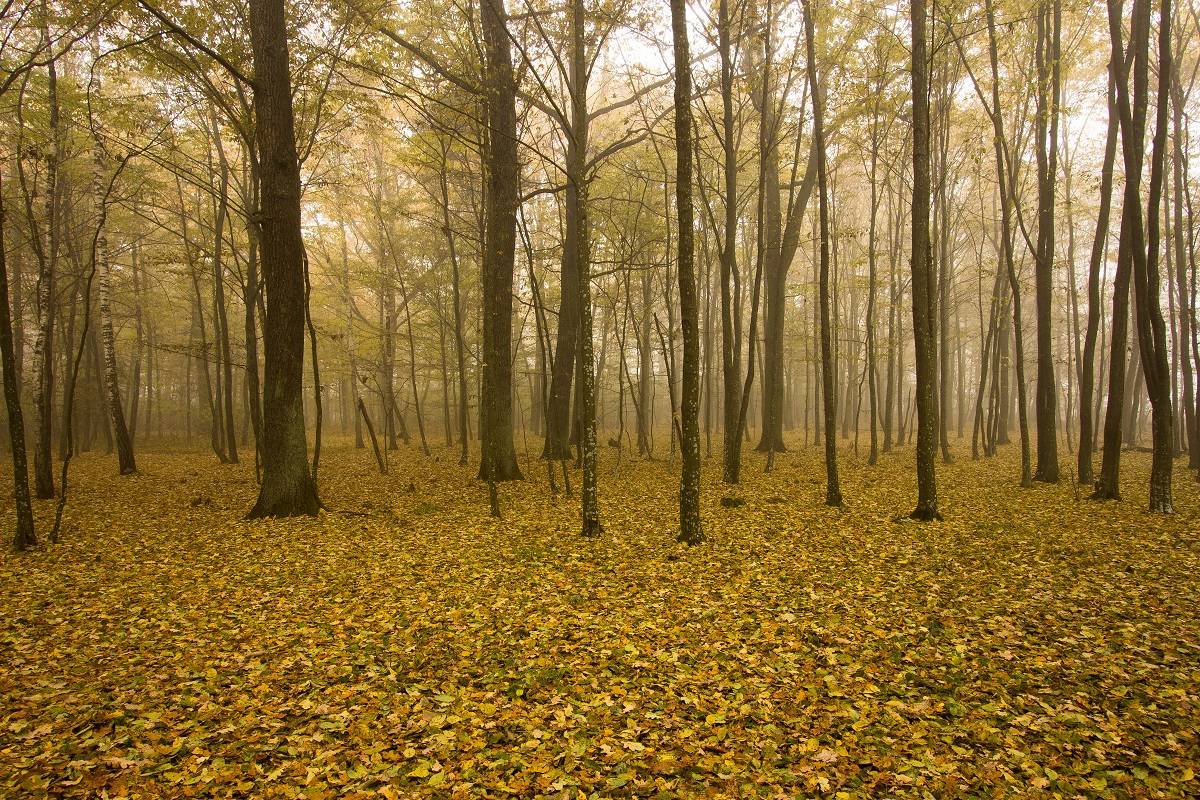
[1,442,1199,797]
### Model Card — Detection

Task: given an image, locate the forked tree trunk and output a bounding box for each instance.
[1094,0,1146,502]
[1078,68,1118,485]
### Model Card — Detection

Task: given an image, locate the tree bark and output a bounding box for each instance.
[1033,0,1061,482]
[0,175,36,549]
[1078,68,1118,485]
[672,0,702,544]
[477,0,522,482]
[247,0,321,517]
[909,0,941,519]
[92,96,136,475]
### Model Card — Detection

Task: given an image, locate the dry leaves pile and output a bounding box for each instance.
[2,442,1199,798]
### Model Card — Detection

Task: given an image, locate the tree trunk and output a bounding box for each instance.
[718,0,744,483]
[477,0,523,482]
[30,1,60,499]
[246,0,320,517]
[1079,68,1118,485]
[92,101,136,475]
[909,0,940,519]
[671,0,703,544]
[0,176,36,549]
[801,0,841,506]
[1033,0,1061,482]
[1134,0,1174,510]
[210,111,239,464]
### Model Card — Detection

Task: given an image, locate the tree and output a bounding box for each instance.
[1078,66,1118,486]
[671,0,702,545]
[477,0,523,483]
[801,0,840,507]
[91,42,137,476]
[1032,0,1061,483]
[1,172,36,550]
[246,0,321,517]
[908,0,940,521]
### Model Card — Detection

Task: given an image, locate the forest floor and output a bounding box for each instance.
[2,440,1199,798]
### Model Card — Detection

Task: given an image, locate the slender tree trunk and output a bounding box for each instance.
[1033,0,1061,482]
[244,159,264,466]
[437,145,471,465]
[718,0,745,483]
[398,272,430,455]
[800,0,841,505]
[30,1,60,499]
[672,0,702,544]
[92,97,136,475]
[1,177,36,549]
[1135,0,1174,510]
[909,0,940,519]
[210,111,238,464]
[1079,69,1118,485]
[1171,54,1197,469]
[127,230,143,442]
[983,0,1032,485]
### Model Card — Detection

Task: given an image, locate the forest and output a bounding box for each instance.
[1,0,1199,795]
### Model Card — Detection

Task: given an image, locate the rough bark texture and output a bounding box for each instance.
[1094,0,1145,502]
[1,179,37,550]
[671,0,702,545]
[1137,0,1174,511]
[477,0,523,482]
[909,0,941,520]
[247,0,321,518]
[1033,0,1061,483]
[31,3,59,499]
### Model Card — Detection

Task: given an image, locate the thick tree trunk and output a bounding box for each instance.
[477,0,522,482]
[247,0,320,518]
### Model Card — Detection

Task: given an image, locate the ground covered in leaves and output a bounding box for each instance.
[2,440,1200,798]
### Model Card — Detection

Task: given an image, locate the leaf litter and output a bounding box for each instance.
[1,445,1198,797]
